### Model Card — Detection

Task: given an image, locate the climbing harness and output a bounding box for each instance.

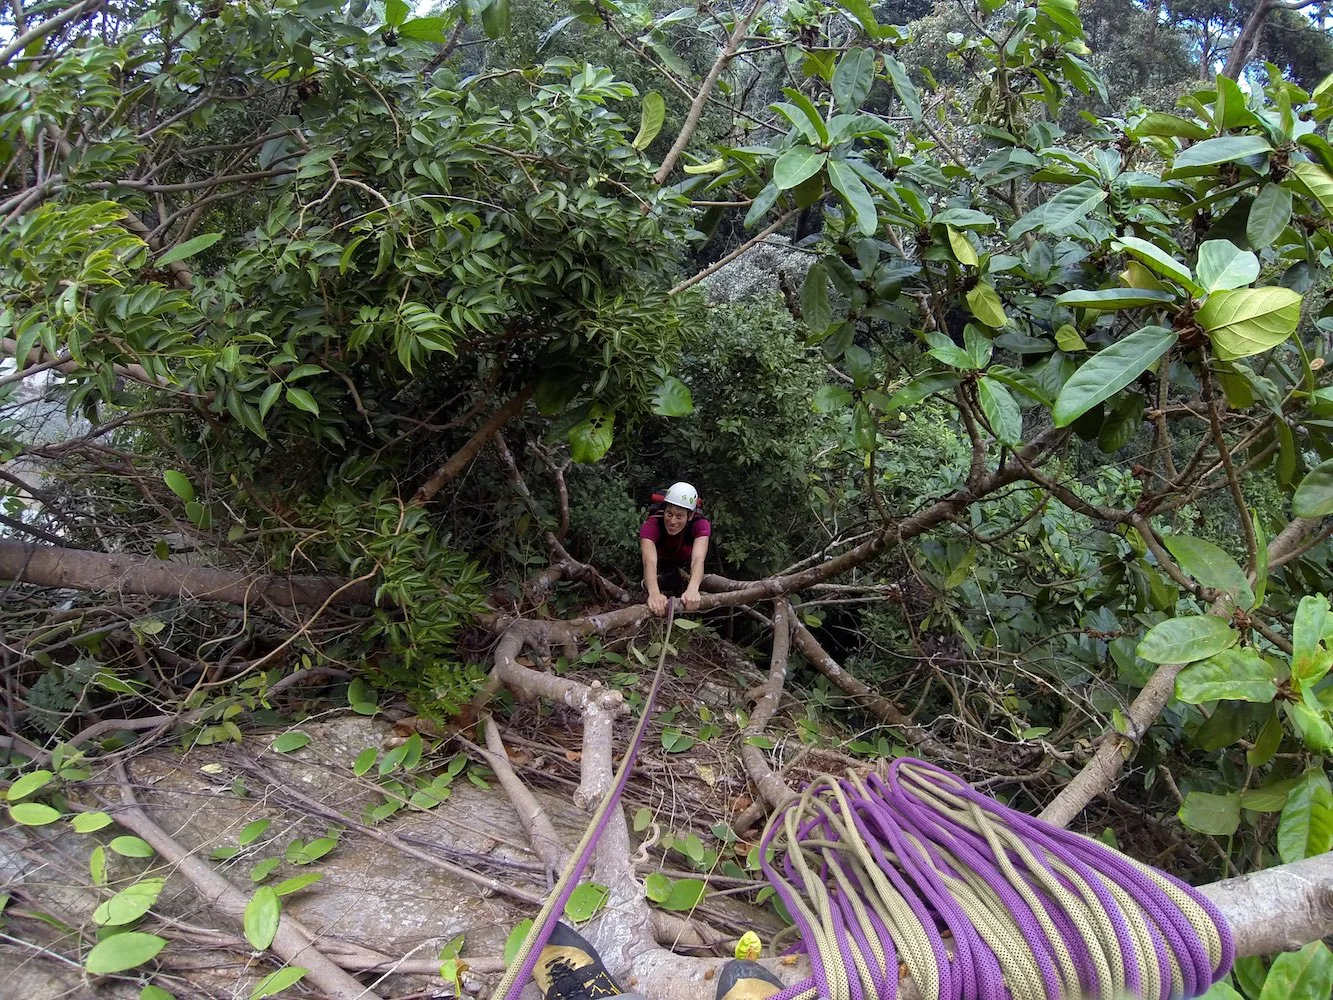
[756,762,1233,1000]
[495,598,679,1000]
[496,603,1235,1000]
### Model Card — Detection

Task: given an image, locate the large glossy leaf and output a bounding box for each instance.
[965,282,1007,328]
[245,886,281,950]
[1161,534,1253,607]
[1039,180,1106,233]
[651,377,694,417]
[832,47,874,112]
[1175,649,1276,704]
[1178,791,1240,836]
[1285,701,1333,753]
[1136,615,1237,664]
[1170,135,1272,173]
[479,0,510,37]
[1112,236,1196,290]
[884,373,961,413]
[1293,458,1333,517]
[1277,770,1333,865]
[1054,288,1176,310]
[1291,594,1333,688]
[1053,325,1177,427]
[84,932,168,974]
[977,378,1021,445]
[398,16,451,42]
[946,225,977,266]
[827,158,877,236]
[1256,941,1333,1000]
[882,53,920,121]
[773,146,826,191]
[923,331,977,370]
[633,93,665,150]
[251,968,309,999]
[1198,286,1301,359]
[568,407,614,464]
[1289,160,1333,215]
[1195,240,1259,292]
[1247,184,1293,246]
[157,233,221,267]
[94,878,166,927]
[1132,112,1210,141]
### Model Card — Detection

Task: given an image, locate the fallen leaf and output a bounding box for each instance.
[564,750,582,762]
[695,764,717,787]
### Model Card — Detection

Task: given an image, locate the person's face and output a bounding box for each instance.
[663,504,690,535]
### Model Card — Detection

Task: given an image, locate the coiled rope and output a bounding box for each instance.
[757,759,1234,1000]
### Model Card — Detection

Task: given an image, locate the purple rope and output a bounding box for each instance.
[758,759,1233,1000]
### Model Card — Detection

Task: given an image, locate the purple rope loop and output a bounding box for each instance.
[759,759,1233,1000]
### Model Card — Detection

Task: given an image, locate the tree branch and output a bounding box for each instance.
[410,384,534,505]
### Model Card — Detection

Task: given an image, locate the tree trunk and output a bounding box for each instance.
[1223,0,1275,80]
[0,538,377,607]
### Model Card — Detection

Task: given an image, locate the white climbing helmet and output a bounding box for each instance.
[663,481,699,512]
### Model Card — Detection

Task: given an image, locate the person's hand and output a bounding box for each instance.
[647,592,668,616]
[682,587,701,611]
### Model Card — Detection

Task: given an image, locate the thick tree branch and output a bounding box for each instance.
[410,384,534,504]
[738,601,797,813]
[0,538,377,607]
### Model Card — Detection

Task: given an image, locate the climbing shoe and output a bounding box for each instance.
[715,958,785,1000]
[533,921,625,1000]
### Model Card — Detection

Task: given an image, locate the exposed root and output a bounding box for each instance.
[738,601,797,817]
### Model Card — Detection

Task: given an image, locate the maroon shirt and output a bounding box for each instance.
[639,514,711,568]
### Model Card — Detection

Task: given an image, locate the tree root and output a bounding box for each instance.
[737,601,796,817]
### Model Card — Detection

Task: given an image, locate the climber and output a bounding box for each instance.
[639,481,710,617]
[533,921,785,1000]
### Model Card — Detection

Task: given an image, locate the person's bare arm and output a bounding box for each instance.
[640,537,667,616]
[682,534,709,610]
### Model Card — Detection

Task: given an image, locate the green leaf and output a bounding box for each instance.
[882,54,921,121]
[1132,112,1210,141]
[1055,288,1176,310]
[1053,326,1177,427]
[1277,770,1333,864]
[658,877,707,911]
[802,261,831,333]
[1113,236,1196,291]
[270,731,311,753]
[832,48,875,112]
[7,769,54,801]
[73,811,114,833]
[1247,184,1293,247]
[977,378,1021,445]
[353,747,377,777]
[163,471,195,503]
[398,16,450,42]
[644,872,672,903]
[827,158,876,236]
[633,93,665,151]
[141,986,176,1000]
[1291,594,1333,688]
[1177,790,1240,836]
[1197,983,1244,1000]
[94,878,165,927]
[836,0,884,38]
[773,146,826,191]
[503,920,534,965]
[156,233,222,267]
[1175,648,1276,704]
[1285,701,1333,753]
[384,0,408,26]
[1256,941,1333,1000]
[109,835,155,858]
[651,377,693,417]
[1161,534,1253,607]
[780,89,829,145]
[251,967,308,999]
[946,226,977,266]
[1195,240,1260,293]
[285,387,320,416]
[1137,615,1238,664]
[1170,135,1272,173]
[1200,286,1302,359]
[1240,771,1297,811]
[85,932,168,974]
[251,858,280,883]
[245,886,281,950]
[852,401,876,452]
[1289,161,1333,215]
[923,331,977,370]
[239,819,271,846]
[479,0,509,38]
[1054,325,1085,352]
[568,407,614,464]
[9,802,61,825]
[1040,180,1106,234]
[965,282,1007,328]
[273,873,323,896]
[1293,458,1333,517]
[564,883,609,922]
